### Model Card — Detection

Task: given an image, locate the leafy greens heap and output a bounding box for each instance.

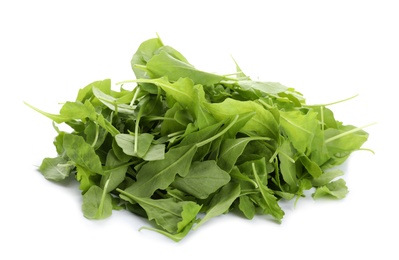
[26,36,370,241]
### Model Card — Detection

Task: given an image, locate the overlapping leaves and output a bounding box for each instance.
[26,36,371,242]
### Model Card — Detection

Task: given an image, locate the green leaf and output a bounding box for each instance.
[238,196,256,220]
[172,161,231,199]
[278,138,298,189]
[218,137,271,173]
[192,84,217,129]
[253,162,284,221]
[63,134,104,174]
[312,169,344,187]
[325,125,369,155]
[84,120,108,150]
[194,182,240,230]
[145,50,226,85]
[142,144,165,161]
[118,189,201,234]
[299,154,323,178]
[100,150,128,192]
[75,165,97,192]
[92,87,136,115]
[236,80,288,96]
[125,145,197,197]
[114,133,154,158]
[135,77,196,111]
[205,98,279,139]
[39,156,74,181]
[76,79,112,107]
[131,37,163,71]
[280,110,319,154]
[82,184,113,219]
[312,179,349,199]
[95,113,120,136]
[59,100,97,120]
[24,102,70,123]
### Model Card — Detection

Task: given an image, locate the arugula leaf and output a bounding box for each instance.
[39,156,74,181]
[63,134,104,174]
[312,179,349,199]
[205,98,279,138]
[278,138,298,190]
[124,145,197,197]
[172,160,231,199]
[118,188,201,235]
[252,162,284,221]
[145,50,226,85]
[82,184,113,219]
[238,195,256,220]
[279,110,319,154]
[194,182,240,230]
[218,137,271,173]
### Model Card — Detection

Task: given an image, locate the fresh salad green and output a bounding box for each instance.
[25,36,372,241]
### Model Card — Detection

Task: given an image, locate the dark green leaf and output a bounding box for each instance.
[63,134,103,174]
[172,161,230,199]
[194,182,240,229]
[125,145,197,197]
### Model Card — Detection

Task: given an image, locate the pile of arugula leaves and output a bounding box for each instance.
[25,36,371,241]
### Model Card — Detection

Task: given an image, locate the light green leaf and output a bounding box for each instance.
[299,154,323,178]
[205,98,279,139]
[312,169,344,187]
[92,87,136,114]
[280,110,318,154]
[312,179,349,199]
[39,156,74,181]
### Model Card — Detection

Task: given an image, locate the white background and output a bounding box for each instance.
[1,0,398,259]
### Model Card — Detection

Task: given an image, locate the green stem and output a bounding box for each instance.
[91,122,99,148]
[278,150,296,164]
[325,122,376,143]
[167,130,186,138]
[103,161,135,174]
[130,86,140,107]
[98,179,110,215]
[307,94,359,107]
[132,64,148,71]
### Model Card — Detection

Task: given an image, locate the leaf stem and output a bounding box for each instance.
[98,179,110,215]
[307,94,359,107]
[325,122,376,143]
[130,86,140,107]
[91,122,100,148]
[133,64,148,71]
[103,161,135,174]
